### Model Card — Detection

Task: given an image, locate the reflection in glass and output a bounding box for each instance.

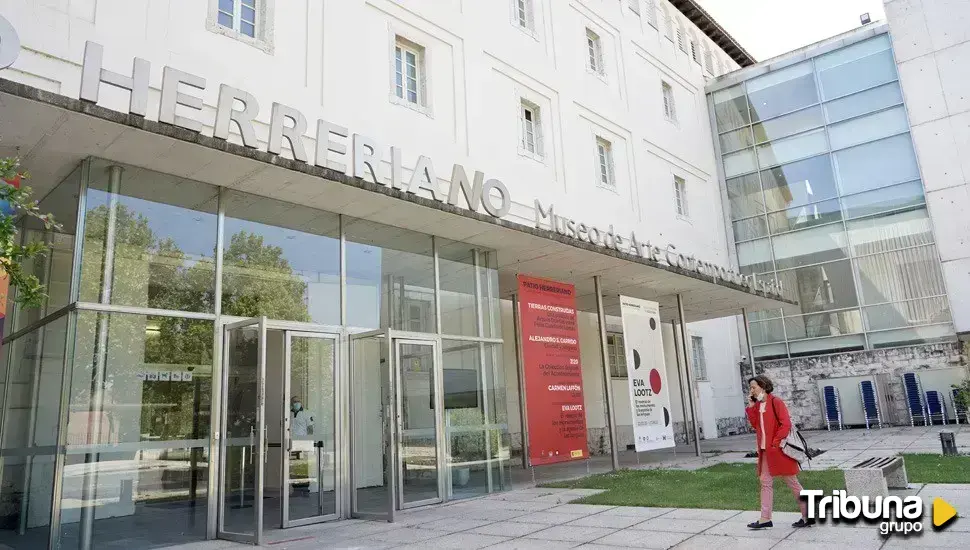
[771,223,848,269]
[345,219,435,332]
[726,173,765,219]
[442,340,487,499]
[351,335,390,516]
[855,245,946,306]
[220,324,258,538]
[479,252,501,340]
[397,343,439,504]
[722,148,758,178]
[775,260,858,315]
[438,242,479,337]
[828,106,909,151]
[713,85,751,132]
[753,343,789,360]
[788,334,865,356]
[816,35,896,100]
[733,217,768,241]
[846,208,933,256]
[841,181,925,220]
[868,324,954,348]
[761,155,838,215]
[824,82,903,124]
[737,239,773,274]
[746,62,818,122]
[79,161,219,313]
[60,312,212,549]
[222,191,339,324]
[752,106,824,144]
[864,297,951,331]
[749,318,785,345]
[756,129,828,169]
[767,198,842,235]
[834,134,919,195]
[720,126,754,153]
[785,309,864,340]
[0,317,69,550]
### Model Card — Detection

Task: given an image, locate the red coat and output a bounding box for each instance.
[746,394,800,476]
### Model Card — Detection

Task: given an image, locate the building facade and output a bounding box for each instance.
[0,1,786,549]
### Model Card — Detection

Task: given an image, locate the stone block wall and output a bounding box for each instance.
[755,342,966,429]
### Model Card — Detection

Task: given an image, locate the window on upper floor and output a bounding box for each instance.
[587,28,605,76]
[662,81,677,123]
[645,0,659,28]
[596,137,616,189]
[607,333,628,378]
[704,47,714,73]
[217,0,257,38]
[394,37,427,108]
[691,39,700,64]
[513,0,536,33]
[674,175,689,217]
[677,23,687,52]
[627,0,640,16]
[520,100,544,158]
[691,335,708,380]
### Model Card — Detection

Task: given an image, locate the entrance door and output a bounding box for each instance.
[217,318,267,545]
[281,332,339,527]
[394,339,443,508]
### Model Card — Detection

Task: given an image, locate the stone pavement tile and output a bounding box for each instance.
[920,483,970,491]
[532,493,584,504]
[702,520,794,539]
[590,528,693,548]
[662,508,741,521]
[454,507,534,522]
[525,525,618,543]
[325,540,399,549]
[772,541,883,550]
[324,521,404,541]
[469,521,550,537]
[601,506,674,519]
[566,513,646,529]
[351,526,440,544]
[400,532,513,549]
[548,503,616,515]
[670,534,775,549]
[632,517,720,533]
[486,538,582,549]
[412,518,494,533]
[393,509,461,526]
[510,511,587,525]
[882,531,970,547]
[499,500,562,512]
[789,524,888,545]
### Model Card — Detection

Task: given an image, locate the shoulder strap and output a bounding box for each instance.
[770,395,783,429]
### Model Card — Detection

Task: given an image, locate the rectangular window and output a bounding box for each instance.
[645,0,658,27]
[627,0,640,15]
[217,0,257,38]
[607,333,628,378]
[596,137,616,188]
[677,27,686,52]
[691,336,708,380]
[691,41,699,63]
[394,38,424,106]
[515,0,535,31]
[520,100,543,157]
[587,28,604,75]
[674,176,688,217]
[662,81,677,122]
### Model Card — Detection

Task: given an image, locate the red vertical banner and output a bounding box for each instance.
[517,274,588,466]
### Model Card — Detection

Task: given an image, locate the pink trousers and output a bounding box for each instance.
[759,454,807,520]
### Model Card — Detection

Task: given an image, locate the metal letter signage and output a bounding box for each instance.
[517,275,589,466]
[0,16,19,70]
[620,296,675,451]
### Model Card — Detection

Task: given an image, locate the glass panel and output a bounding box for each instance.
[842,181,925,220]
[834,134,919,195]
[0,316,69,550]
[775,260,858,314]
[771,223,848,269]
[241,21,255,38]
[286,336,336,522]
[748,308,783,322]
[846,208,933,256]
[752,343,788,360]
[855,245,946,305]
[219,0,233,12]
[719,127,754,154]
[785,309,864,340]
[746,62,818,122]
[767,198,842,235]
[397,342,439,504]
[78,161,219,313]
[222,191,340,324]
[868,324,954,348]
[442,340,487,499]
[828,106,909,151]
[479,251,501,339]
[733,217,768,241]
[345,219,435,332]
[788,334,865,356]
[218,11,233,28]
[712,85,750,132]
[351,335,390,516]
[737,238,773,274]
[749,318,785,345]
[722,148,757,178]
[816,35,897,100]
[752,106,824,144]
[761,155,838,214]
[756,129,828,169]
[824,82,903,124]
[61,312,212,548]
[438,242,479,337]
[864,297,951,331]
[726,173,764,219]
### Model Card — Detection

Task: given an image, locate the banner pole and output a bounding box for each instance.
[512,292,530,470]
[594,276,620,472]
[677,294,703,458]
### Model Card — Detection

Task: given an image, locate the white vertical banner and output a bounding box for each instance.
[620,296,675,451]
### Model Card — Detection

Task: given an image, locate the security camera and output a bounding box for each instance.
[740,355,748,363]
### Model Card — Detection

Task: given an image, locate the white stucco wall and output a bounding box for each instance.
[885,0,970,334]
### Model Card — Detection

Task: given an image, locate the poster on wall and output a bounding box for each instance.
[517,274,589,466]
[620,295,675,452]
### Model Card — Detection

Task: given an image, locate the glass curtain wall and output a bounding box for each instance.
[0,158,510,549]
[713,33,953,359]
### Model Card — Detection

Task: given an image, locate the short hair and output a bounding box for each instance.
[748,375,774,394]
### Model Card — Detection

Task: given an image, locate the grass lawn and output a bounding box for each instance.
[540,453,970,511]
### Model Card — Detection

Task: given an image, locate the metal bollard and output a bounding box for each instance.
[940,430,957,456]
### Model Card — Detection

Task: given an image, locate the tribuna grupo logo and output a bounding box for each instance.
[802,490,958,536]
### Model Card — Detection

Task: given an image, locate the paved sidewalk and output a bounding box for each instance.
[174,485,969,549]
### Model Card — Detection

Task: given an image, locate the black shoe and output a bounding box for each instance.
[792,518,815,528]
[747,520,773,529]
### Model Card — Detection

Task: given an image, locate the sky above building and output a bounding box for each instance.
[696,0,888,61]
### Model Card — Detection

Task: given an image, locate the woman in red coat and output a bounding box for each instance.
[745,375,812,530]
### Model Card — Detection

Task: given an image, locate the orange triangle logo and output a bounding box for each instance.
[933,498,957,528]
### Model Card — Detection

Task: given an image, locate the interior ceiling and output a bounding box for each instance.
[0,85,791,323]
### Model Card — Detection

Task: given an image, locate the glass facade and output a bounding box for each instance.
[0,158,510,549]
[712,33,955,359]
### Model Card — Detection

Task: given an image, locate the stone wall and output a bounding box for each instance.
[755,342,966,429]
